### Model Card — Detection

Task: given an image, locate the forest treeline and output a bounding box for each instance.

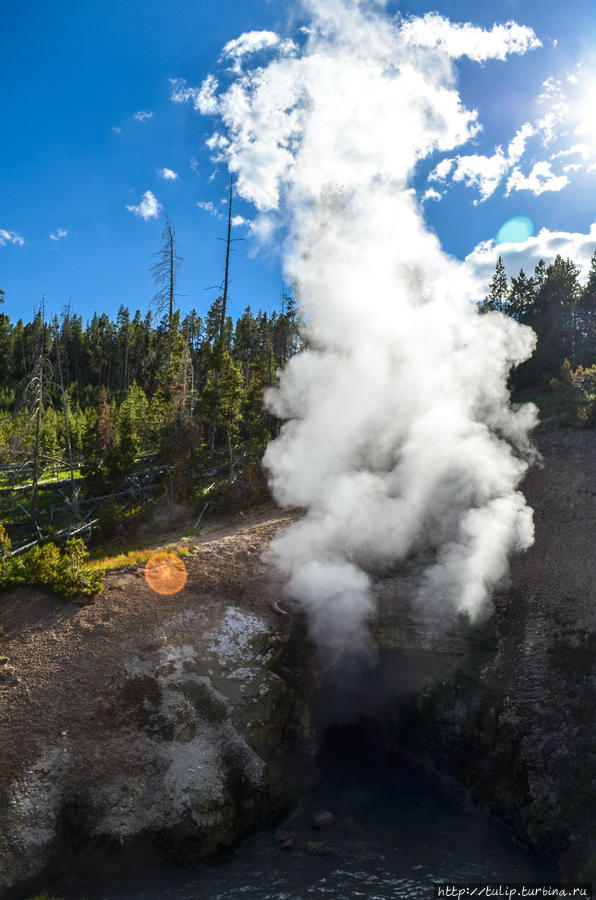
[0,212,303,566]
[481,248,596,391]
[1,236,596,556]
[2,247,596,478]
[0,295,299,472]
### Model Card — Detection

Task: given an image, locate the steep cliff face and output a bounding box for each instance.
[0,510,316,894]
[402,427,596,880]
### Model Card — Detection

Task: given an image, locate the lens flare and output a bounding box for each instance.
[144,552,187,595]
[496,216,534,247]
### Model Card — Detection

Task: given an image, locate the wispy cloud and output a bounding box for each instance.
[196,200,220,217]
[158,167,179,180]
[126,190,162,220]
[112,125,122,134]
[171,75,219,114]
[0,229,24,247]
[133,110,153,122]
[426,65,596,203]
[50,228,68,241]
[550,143,591,161]
[536,76,567,144]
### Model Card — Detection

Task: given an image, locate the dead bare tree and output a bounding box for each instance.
[151,218,182,331]
[219,176,233,343]
[208,176,234,460]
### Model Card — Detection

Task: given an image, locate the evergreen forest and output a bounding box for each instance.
[1,235,596,589]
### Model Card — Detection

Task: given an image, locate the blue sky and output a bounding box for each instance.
[2,0,596,325]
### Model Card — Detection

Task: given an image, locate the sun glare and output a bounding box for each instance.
[572,76,596,150]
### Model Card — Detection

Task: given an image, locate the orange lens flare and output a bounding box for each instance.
[144,552,187,595]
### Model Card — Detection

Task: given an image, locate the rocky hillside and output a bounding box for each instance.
[0,508,317,895]
[1,428,595,893]
[402,427,596,881]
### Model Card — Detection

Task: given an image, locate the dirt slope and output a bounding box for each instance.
[0,505,297,810]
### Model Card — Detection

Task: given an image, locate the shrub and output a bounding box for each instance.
[94,497,122,543]
[550,359,596,426]
[0,538,103,601]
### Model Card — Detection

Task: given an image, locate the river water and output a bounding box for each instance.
[40,737,556,900]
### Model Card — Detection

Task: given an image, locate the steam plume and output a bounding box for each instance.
[197,0,539,652]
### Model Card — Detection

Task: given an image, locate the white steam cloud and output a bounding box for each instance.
[197,0,539,653]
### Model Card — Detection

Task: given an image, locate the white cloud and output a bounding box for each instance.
[50,228,68,241]
[231,215,248,226]
[133,110,153,122]
[112,126,122,134]
[507,122,535,163]
[430,122,536,203]
[171,75,219,114]
[426,65,596,203]
[126,190,162,220]
[550,143,591,161]
[536,77,568,144]
[196,200,219,216]
[429,158,455,182]
[159,167,179,180]
[464,224,596,299]
[427,62,596,203]
[506,160,569,196]
[422,188,442,202]
[221,30,296,65]
[201,35,484,211]
[450,148,510,203]
[399,13,541,62]
[0,229,24,247]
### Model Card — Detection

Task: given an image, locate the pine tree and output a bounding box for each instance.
[27,303,52,527]
[481,256,508,313]
[504,269,535,324]
[98,390,116,451]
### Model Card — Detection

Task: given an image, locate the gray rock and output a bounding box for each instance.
[311,809,334,830]
[306,840,334,855]
[0,602,316,893]
[273,828,297,850]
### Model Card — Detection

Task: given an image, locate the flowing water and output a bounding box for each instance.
[38,728,556,900]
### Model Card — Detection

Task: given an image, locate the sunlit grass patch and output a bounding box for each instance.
[86,547,156,571]
[87,543,198,572]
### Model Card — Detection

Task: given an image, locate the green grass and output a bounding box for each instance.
[24,893,66,900]
[87,543,199,572]
[0,467,82,489]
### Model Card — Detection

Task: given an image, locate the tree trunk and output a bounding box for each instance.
[209,177,234,460]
